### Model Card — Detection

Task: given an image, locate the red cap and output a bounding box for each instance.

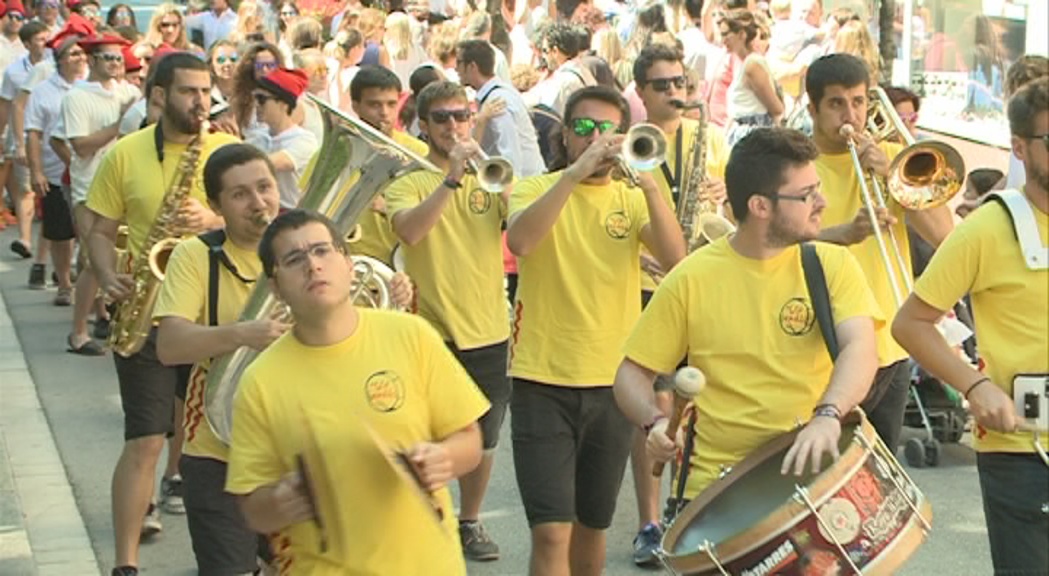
[259,67,309,104]
[122,45,141,73]
[48,13,96,54]
[78,33,132,52]
[5,0,26,16]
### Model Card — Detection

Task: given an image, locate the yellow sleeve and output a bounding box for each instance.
[623,269,689,374]
[823,245,885,329]
[705,126,729,181]
[416,319,490,439]
[225,367,285,495]
[508,173,552,217]
[85,148,125,221]
[913,218,980,312]
[153,239,206,323]
[631,186,652,238]
[384,173,425,218]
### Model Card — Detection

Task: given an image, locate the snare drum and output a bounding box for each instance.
[659,411,933,575]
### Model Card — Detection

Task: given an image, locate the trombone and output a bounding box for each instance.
[841,86,965,308]
[615,123,667,187]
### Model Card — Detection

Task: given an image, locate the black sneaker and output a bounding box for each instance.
[27,264,46,290]
[160,475,185,515]
[458,519,499,561]
[93,316,112,340]
[111,566,138,576]
[632,522,663,567]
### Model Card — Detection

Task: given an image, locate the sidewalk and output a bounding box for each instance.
[0,262,100,576]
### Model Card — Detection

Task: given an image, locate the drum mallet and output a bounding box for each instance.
[652,366,706,476]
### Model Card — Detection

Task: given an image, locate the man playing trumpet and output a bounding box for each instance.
[385,80,510,562]
[506,85,685,576]
[614,127,881,503]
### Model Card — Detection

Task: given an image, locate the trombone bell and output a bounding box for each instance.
[887,141,965,211]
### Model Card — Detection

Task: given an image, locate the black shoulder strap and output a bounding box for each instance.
[801,243,839,360]
[198,230,255,327]
[478,85,505,107]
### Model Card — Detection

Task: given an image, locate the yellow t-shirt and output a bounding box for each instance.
[623,239,883,496]
[85,126,239,258]
[225,309,489,575]
[913,193,1049,454]
[385,171,510,348]
[508,172,651,386]
[643,118,730,291]
[815,142,908,366]
[152,233,262,462]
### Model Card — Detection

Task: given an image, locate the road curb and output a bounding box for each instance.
[0,273,101,576]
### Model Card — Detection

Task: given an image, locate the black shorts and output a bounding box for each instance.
[180,455,260,575]
[41,184,75,241]
[114,328,188,441]
[447,340,510,450]
[510,379,634,529]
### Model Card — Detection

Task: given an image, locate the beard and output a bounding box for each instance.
[765,210,817,248]
[1029,163,1049,194]
[166,102,204,135]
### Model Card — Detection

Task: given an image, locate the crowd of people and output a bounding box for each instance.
[0,0,1046,574]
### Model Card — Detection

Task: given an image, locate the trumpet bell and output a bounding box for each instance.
[477,157,513,194]
[622,123,667,172]
[887,141,965,211]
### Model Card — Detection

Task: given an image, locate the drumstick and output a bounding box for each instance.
[653,367,706,476]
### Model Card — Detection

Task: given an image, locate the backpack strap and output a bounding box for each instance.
[198,230,255,327]
[984,189,1049,270]
[801,243,839,361]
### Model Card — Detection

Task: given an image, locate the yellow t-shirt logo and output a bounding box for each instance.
[468,188,492,215]
[779,297,816,336]
[364,370,407,412]
[604,211,632,239]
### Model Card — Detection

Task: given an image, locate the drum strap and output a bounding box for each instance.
[984,189,1049,270]
[801,243,839,360]
[198,230,256,327]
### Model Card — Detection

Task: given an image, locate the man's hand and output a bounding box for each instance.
[476,97,507,123]
[271,472,316,528]
[370,195,387,215]
[389,272,413,309]
[407,441,453,492]
[842,207,896,245]
[853,132,890,177]
[177,197,213,234]
[12,146,26,166]
[564,132,625,183]
[967,381,1019,433]
[781,416,841,476]
[236,318,292,351]
[699,178,727,206]
[31,171,50,196]
[210,114,240,137]
[100,271,136,303]
[645,417,678,466]
[448,138,481,180]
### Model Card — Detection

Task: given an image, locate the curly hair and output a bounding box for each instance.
[231,41,285,129]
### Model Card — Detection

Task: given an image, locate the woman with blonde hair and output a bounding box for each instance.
[358,7,391,68]
[591,28,630,90]
[208,39,239,107]
[383,11,427,88]
[834,20,881,81]
[721,9,784,147]
[145,4,199,52]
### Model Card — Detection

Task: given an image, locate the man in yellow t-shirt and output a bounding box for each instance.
[806,54,955,455]
[386,81,509,562]
[628,43,731,565]
[892,79,1049,576]
[616,127,881,501]
[348,65,429,266]
[83,53,238,576]
[226,209,489,575]
[506,85,685,575]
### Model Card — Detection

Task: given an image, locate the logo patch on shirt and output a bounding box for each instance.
[779,297,815,336]
[604,211,631,239]
[468,188,492,214]
[364,370,406,412]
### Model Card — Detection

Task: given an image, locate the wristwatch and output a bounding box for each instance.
[812,404,842,421]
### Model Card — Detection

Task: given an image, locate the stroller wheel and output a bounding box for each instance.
[924,439,942,467]
[904,438,926,468]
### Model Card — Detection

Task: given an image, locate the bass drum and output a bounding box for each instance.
[659,411,932,575]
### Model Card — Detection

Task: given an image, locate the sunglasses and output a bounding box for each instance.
[280,10,297,17]
[255,61,278,72]
[40,2,59,8]
[570,117,619,137]
[215,54,238,64]
[428,109,472,124]
[159,21,180,29]
[898,111,919,123]
[646,75,686,93]
[8,13,25,21]
[96,52,124,63]
[253,93,274,105]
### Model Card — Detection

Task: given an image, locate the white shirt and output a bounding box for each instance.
[527,60,595,117]
[25,72,74,185]
[727,53,773,119]
[476,77,545,178]
[119,99,149,136]
[186,9,238,51]
[62,79,140,203]
[1006,152,1026,189]
[0,35,26,74]
[246,125,317,208]
[678,26,722,86]
[1,54,38,101]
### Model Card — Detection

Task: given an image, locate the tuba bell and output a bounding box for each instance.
[203,96,439,445]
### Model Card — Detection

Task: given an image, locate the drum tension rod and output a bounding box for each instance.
[855,433,932,532]
[698,540,730,576]
[793,485,863,575]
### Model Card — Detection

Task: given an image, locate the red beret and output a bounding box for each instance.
[78,33,132,52]
[5,0,26,16]
[48,13,96,53]
[122,45,141,73]
[259,68,310,103]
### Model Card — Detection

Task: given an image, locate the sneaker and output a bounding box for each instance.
[141,503,163,539]
[160,475,185,515]
[93,316,112,340]
[27,264,46,290]
[111,566,138,576]
[54,287,73,307]
[458,519,499,561]
[632,522,663,567]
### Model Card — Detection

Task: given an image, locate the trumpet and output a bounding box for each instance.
[615,123,667,187]
[454,135,513,194]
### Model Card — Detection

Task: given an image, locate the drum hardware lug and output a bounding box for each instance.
[1041,503,1048,515]
[793,485,863,575]
[718,465,733,479]
[698,540,730,576]
[856,433,932,532]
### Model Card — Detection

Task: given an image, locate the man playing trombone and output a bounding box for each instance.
[506,85,685,576]
[807,54,955,455]
[385,80,511,562]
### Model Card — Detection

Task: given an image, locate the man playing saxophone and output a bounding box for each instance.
[627,42,731,566]
[807,54,955,457]
[83,52,239,576]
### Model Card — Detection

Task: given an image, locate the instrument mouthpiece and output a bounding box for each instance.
[669,99,686,110]
[839,124,856,138]
[674,366,706,396]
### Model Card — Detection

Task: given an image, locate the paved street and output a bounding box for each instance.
[0,226,994,576]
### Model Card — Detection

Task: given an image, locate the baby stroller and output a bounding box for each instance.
[903,361,971,468]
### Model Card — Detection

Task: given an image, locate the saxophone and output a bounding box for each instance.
[677,102,735,253]
[109,120,209,357]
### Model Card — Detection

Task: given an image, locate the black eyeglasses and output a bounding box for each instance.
[429,109,472,124]
[646,76,687,93]
[253,93,274,105]
[770,184,821,204]
[276,242,343,270]
[1027,133,1049,147]
[570,117,619,137]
